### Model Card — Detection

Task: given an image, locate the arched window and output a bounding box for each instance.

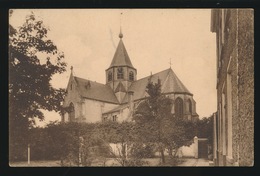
[108,71,112,81]
[69,103,75,121]
[187,99,192,114]
[175,97,183,119]
[129,71,134,81]
[117,67,124,79]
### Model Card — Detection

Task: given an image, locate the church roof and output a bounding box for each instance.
[161,68,191,94]
[72,68,191,106]
[109,39,135,69]
[121,68,192,103]
[115,81,126,93]
[74,77,119,104]
[102,68,192,114]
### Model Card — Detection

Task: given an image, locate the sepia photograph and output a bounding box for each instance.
[8,9,254,167]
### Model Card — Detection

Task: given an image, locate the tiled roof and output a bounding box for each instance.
[122,68,192,103]
[161,68,191,94]
[109,39,135,68]
[74,77,119,104]
[115,81,126,93]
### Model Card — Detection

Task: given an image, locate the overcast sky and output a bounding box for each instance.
[10,9,217,127]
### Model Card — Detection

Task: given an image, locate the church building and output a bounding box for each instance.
[62,31,199,123]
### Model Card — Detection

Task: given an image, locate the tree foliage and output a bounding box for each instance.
[9,11,67,161]
[16,111,197,166]
[9,12,67,125]
[92,121,145,166]
[23,121,153,166]
[196,115,213,145]
[133,79,196,164]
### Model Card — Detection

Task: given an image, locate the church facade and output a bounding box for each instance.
[62,31,199,123]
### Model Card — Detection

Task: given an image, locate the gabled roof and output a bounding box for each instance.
[121,68,192,103]
[115,81,126,93]
[109,39,135,68]
[74,76,119,104]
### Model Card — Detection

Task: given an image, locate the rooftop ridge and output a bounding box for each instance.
[74,76,105,86]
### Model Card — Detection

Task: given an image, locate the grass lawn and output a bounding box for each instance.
[10,157,191,167]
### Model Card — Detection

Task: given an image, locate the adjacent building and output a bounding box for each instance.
[62,30,199,123]
[211,9,254,166]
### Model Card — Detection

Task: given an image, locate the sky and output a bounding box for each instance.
[10,9,217,127]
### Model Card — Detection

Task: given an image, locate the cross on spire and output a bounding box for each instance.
[169,58,172,68]
[120,12,123,26]
[119,12,123,39]
[70,66,74,75]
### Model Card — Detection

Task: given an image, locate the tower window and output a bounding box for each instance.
[112,115,118,122]
[117,67,124,79]
[70,83,73,90]
[129,71,134,81]
[175,97,183,119]
[108,71,112,81]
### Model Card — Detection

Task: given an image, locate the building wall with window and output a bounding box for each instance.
[102,108,129,123]
[63,95,118,123]
[106,66,137,92]
[62,74,82,122]
[82,99,118,123]
[167,93,197,121]
[211,9,254,166]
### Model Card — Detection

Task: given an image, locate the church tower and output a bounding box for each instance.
[105,30,137,103]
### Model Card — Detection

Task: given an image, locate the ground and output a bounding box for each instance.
[9,158,210,167]
[178,158,209,166]
[9,160,61,167]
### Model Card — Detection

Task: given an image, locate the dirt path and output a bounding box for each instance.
[178,158,209,166]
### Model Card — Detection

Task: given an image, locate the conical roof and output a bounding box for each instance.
[109,39,135,68]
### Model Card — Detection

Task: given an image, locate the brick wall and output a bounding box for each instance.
[237,9,254,166]
[212,9,254,166]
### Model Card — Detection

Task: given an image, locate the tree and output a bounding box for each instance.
[9,11,67,161]
[133,79,196,165]
[94,121,137,166]
[90,121,150,166]
[196,116,213,142]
